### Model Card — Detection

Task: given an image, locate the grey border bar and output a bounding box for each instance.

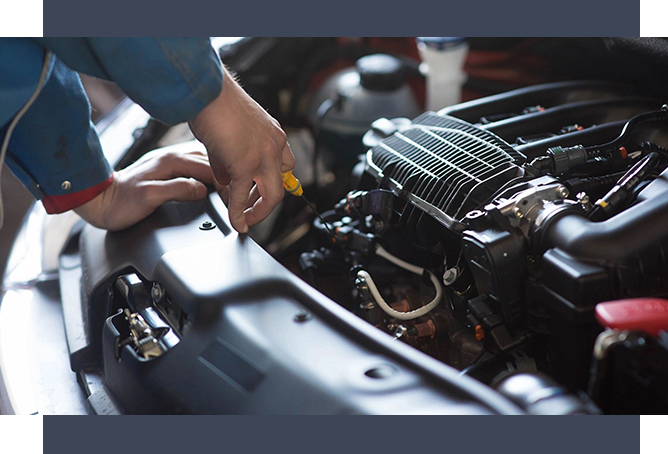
[44,415,640,453]
[43,0,640,37]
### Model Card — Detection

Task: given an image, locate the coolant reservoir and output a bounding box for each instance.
[417,37,469,111]
[310,54,421,165]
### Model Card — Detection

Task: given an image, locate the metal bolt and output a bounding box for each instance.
[61,180,72,191]
[294,311,310,322]
[151,283,164,303]
[443,267,459,286]
[199,221,216,231]
[394,325,407,339]
[514,207,524,219]
[355,274,370,290]
[576,192,590,204]
[557,186,570,198]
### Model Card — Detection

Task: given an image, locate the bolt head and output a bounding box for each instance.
[557,186,570,198]
[443,268,459,285]
[294,311,310,322]
[151,283,164,302]
[394,325,407,339]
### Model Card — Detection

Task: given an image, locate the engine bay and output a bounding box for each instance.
[289,81,668,414]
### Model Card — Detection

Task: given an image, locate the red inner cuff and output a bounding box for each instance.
[41,174,114,214]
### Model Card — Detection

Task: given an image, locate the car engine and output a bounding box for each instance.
[297,81,668,414]
[8,38,668,416]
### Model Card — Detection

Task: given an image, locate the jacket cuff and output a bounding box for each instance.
[41,174,114,214]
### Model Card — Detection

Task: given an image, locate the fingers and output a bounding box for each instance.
[245,184,261,209]
[217,141,289,229]
[77,149,214,232]
[143,152,215,185]
[280,141,296,172]
[186,149,208,158]
[244,165,284,227]
[210,160,231,186]
[135,144,291,234]
[227,178,254,233]
[146,178,208,205]
[134,148,206,168]
[214,179,230,205]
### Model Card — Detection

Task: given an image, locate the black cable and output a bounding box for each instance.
[568,172,627,194]
[311,208,354,263]
[584,108,668,158]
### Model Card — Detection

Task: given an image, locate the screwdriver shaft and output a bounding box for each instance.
[282,171,335,239]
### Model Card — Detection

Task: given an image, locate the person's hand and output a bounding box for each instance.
[74,148,214,231]
[189,67,295,233]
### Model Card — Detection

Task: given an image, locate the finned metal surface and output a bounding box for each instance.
[368,113,522,220]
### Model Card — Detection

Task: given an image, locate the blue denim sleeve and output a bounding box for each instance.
[34,38,224,125]
[6,56,113,200]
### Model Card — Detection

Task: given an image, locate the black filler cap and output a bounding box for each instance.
[356,54,405,92]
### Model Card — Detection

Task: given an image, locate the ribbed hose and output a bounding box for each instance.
[638,141,668,158]
[569,172,626,193]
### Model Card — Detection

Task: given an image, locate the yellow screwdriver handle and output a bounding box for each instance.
[282,170,303,197]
